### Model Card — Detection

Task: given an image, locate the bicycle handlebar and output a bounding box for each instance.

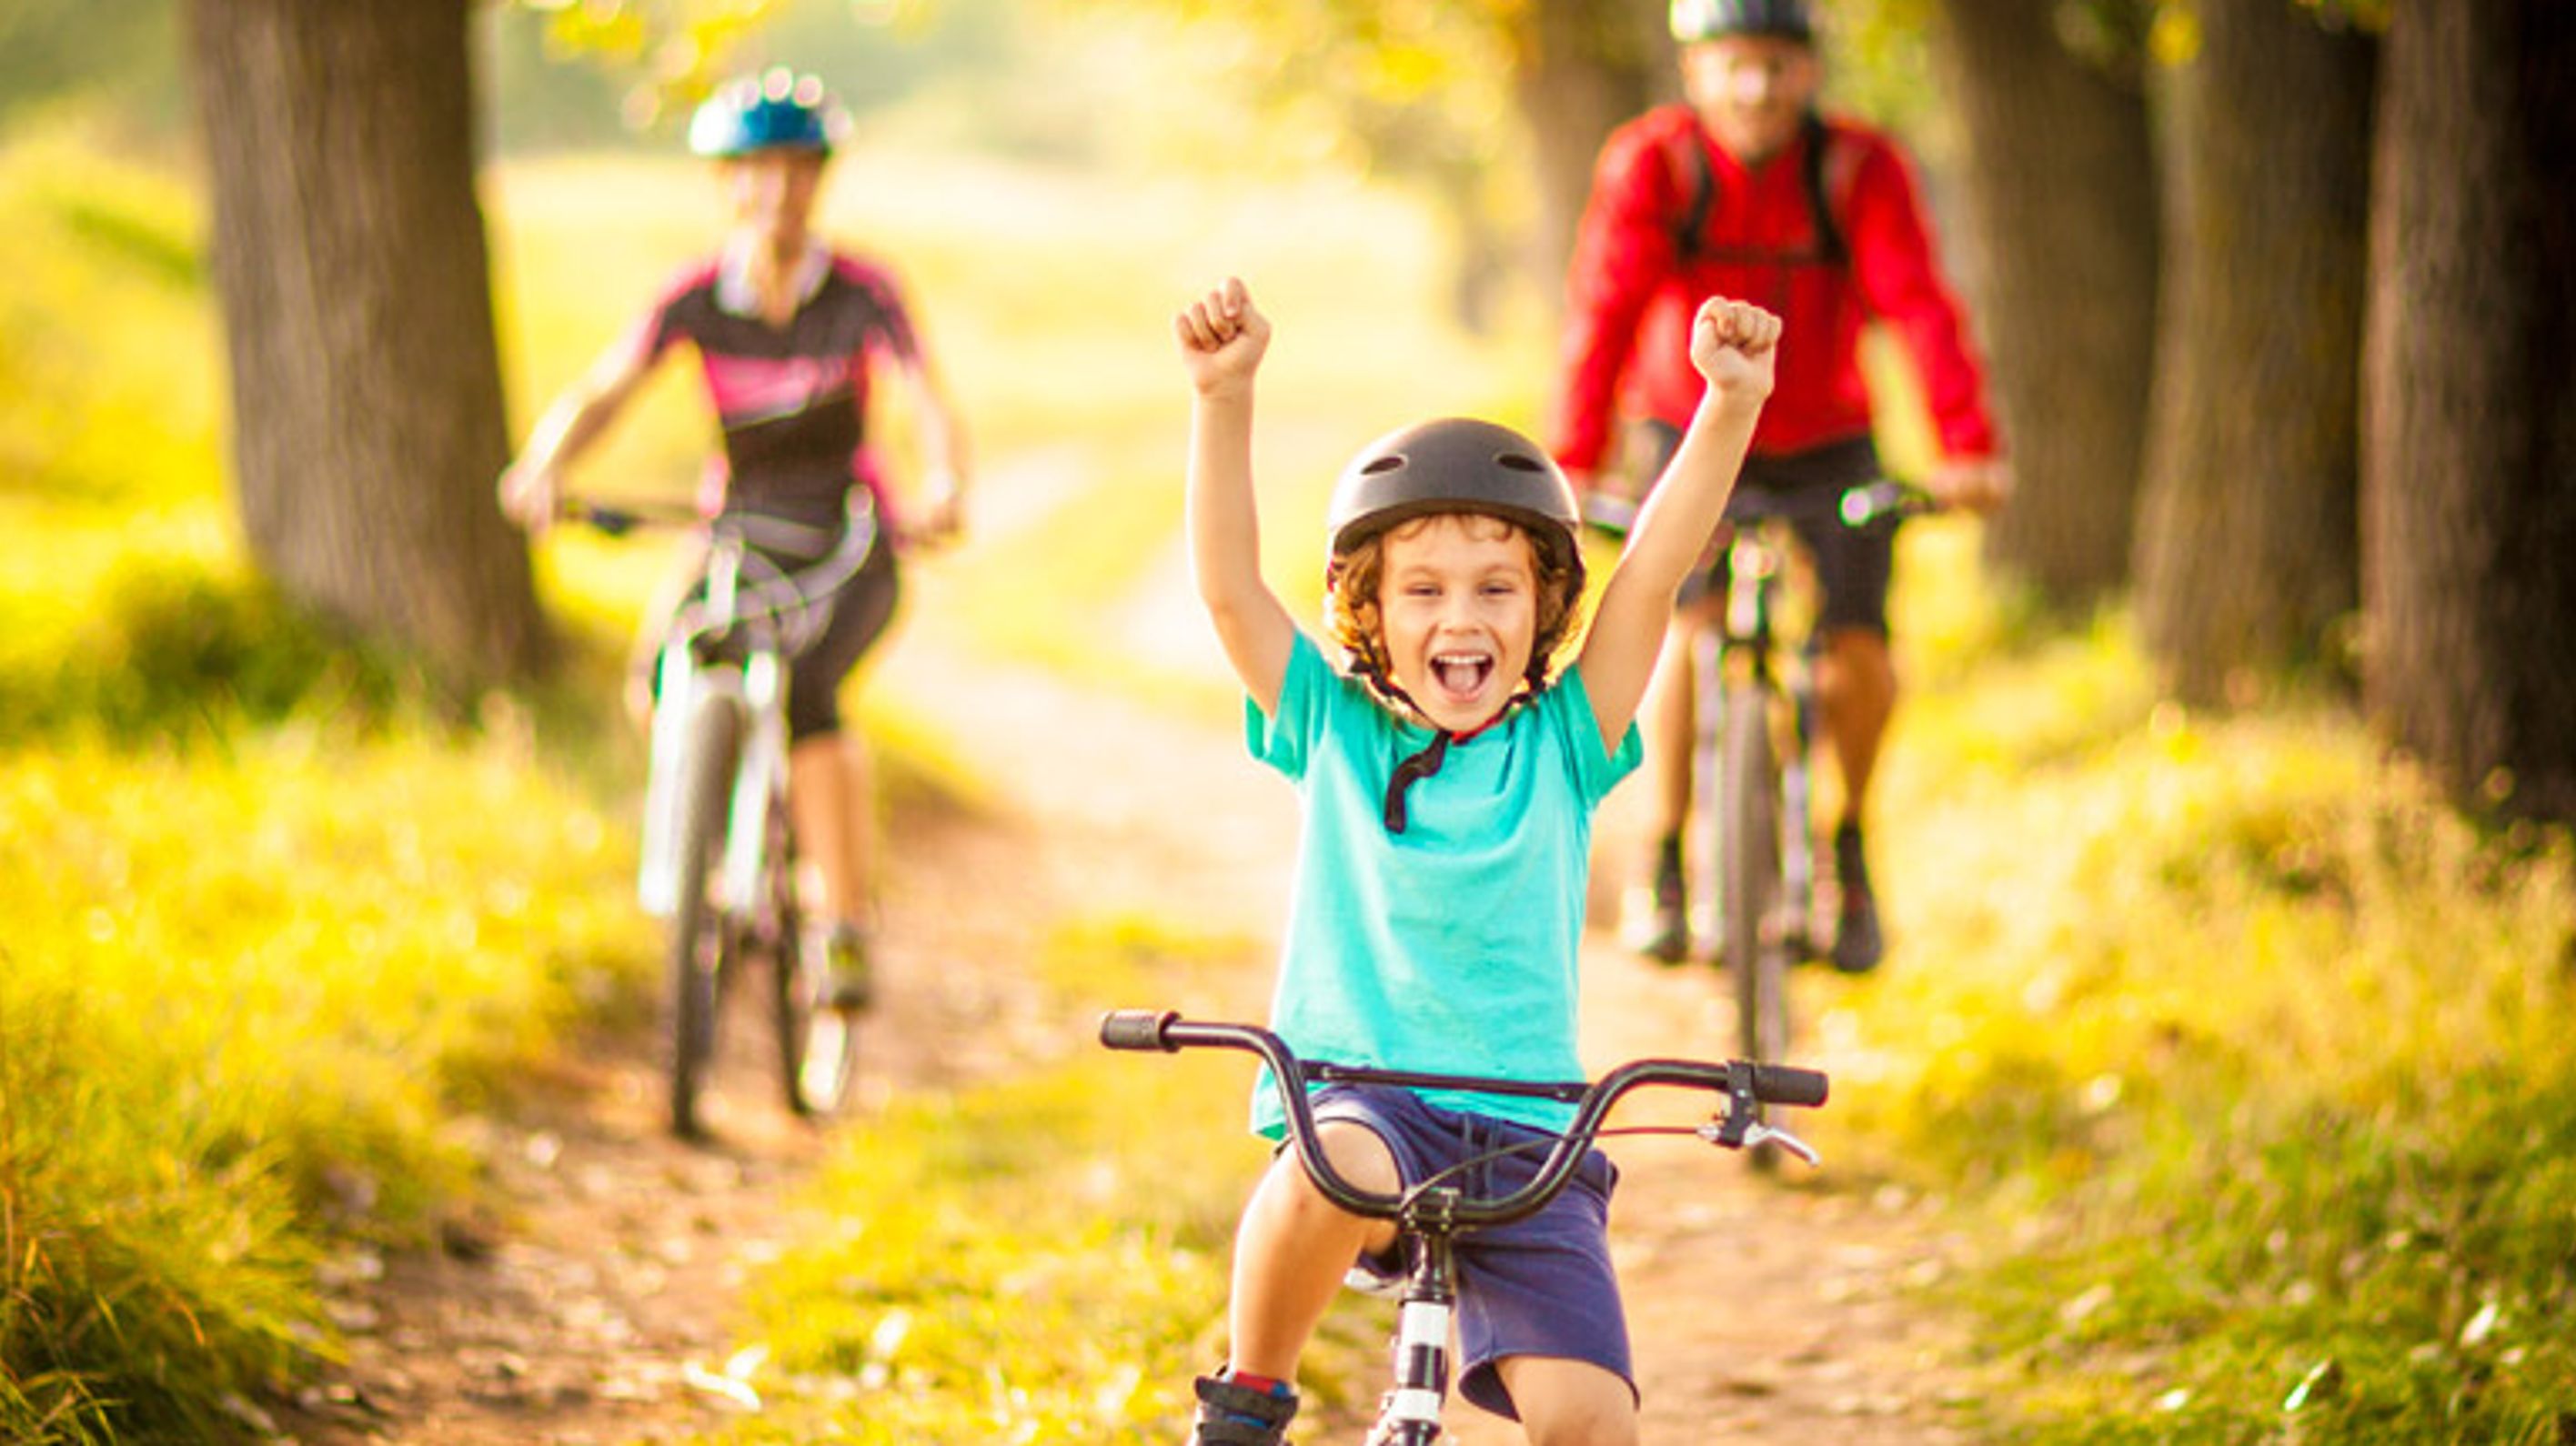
[1577,477,1939,541]
[1836,478,1942,527]
[1099,1010,1826,1227]
[560,495,709,537]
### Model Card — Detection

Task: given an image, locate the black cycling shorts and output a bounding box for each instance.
[1626,423,1894,638]
[780,533,898,740]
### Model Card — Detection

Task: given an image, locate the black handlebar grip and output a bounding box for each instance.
[1099,1009,1179,1051]
[1752,1063,1829,1108]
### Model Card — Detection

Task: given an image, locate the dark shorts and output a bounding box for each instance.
[1310,1083,1632,1421]
[1627,422,1895,637]
[778,531,897,740]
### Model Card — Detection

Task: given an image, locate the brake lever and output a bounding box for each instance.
[1696,1117,1821,1167]
[1701,1069,1824,1168]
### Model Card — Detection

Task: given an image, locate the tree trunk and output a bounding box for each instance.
[184,0,547,687]
[1509,0,1673,302]
[2132,3,2375,706]
[1930,0,2158,613]
[2362,0,2576,823]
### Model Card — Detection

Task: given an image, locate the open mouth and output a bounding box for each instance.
[1431,651,1496,698]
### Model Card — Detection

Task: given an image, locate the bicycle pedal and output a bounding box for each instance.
[1343,1264,1405,1299]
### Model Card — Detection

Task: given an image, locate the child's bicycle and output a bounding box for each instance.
[1098,1009,1827,1444]
[1586,478,1931,1154]
[569,494,874,1139]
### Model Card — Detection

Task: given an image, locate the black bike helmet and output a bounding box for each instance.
[1670,0,1814,43]
[1325,417,1585,594]
[688,68,849,158]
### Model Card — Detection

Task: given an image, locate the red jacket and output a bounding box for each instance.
[1551,105,1999,477]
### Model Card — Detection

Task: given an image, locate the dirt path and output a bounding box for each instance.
[287,458,1976,1445]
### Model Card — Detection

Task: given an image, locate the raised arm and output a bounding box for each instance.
[1576,296,1780,749]
[498,334,663,535]
[1176,277,1297,716]
[893,337,973,541]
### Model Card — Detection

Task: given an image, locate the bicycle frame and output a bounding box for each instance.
[1101,1011,1825,1442]
[573,494,879,1134]
[1706,513,1824,960]
[637,537,791,923]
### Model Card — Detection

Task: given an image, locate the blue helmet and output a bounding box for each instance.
[1670,0,1814,43]
[688,68,848,158]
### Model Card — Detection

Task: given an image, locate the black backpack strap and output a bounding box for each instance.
[1664,120,1718,264]
[1666,109,1850,270]
[1799,109,1848,267]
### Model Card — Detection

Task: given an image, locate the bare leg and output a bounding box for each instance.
[1225,1122,1400,1381]
[789,730,874,929]
[1494,1357,1640,1446]
[1811,628,1894,828]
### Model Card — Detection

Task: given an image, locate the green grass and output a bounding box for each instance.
[665,916,1384,1446]
[0,121,665,1441]
[1815,549,2576,1441]
[6,108,2573,1446]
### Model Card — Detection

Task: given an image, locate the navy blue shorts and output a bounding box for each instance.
[1309,1084,1632,1421]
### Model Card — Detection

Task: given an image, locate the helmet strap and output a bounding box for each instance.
[1378,690,1533,835]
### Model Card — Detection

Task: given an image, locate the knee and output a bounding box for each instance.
[1500,1359,1638,1446]
[1521,1398,1638,1446]
[1820,629,1894,693]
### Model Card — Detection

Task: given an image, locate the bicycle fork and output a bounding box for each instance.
[1779,674,1818,956]
[638,644,718,919]
[634,646,785,921]
[719,648,788,912]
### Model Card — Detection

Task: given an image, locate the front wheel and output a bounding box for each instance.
[1719,679,1791,1071]
[668,695,745,1140]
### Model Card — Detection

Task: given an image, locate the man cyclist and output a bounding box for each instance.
[1550,0,2008,973]
[499,69,971,1004]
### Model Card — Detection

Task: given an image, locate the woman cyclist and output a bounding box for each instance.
[499,68,971,1004]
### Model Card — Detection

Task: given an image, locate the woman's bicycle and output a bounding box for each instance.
[569,494,875,1139]
[1587,478,1930,1152]
[1098,1009,1826,1444]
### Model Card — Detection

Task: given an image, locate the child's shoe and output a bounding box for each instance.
[1190,1371,1298,1445]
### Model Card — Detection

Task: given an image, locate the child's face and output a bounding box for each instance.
[1374,513,1539,734]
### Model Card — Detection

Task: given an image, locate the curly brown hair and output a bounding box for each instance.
[1326,511,1584,708]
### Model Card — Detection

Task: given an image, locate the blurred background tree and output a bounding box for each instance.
[4,0,2568,818]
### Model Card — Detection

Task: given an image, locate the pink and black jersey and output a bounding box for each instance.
[621,241,923,528]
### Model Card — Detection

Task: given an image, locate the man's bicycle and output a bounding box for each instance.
[1099,1009,1826,1444]
[1587,479,1929,1146]
[571,495,874,1139]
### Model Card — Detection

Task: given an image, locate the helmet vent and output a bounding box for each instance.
[1495,453,1546,473]
[1361,456,1406,475]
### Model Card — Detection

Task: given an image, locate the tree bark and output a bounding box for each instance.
[2362,0,2576,823]
[1509,0,1673,302]
[184,0,547,687]
[2131,2,2375,706]
[1930,0,2158,613]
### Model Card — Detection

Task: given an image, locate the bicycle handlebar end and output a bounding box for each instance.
[583,505,642,537]
[1099,1009,1182,1052]
[1749,1061,1829,1109]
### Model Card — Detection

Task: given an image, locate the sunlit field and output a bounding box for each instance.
[4,97,2571,1445]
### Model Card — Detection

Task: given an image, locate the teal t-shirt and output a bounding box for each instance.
[1243,632,1643,1136]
